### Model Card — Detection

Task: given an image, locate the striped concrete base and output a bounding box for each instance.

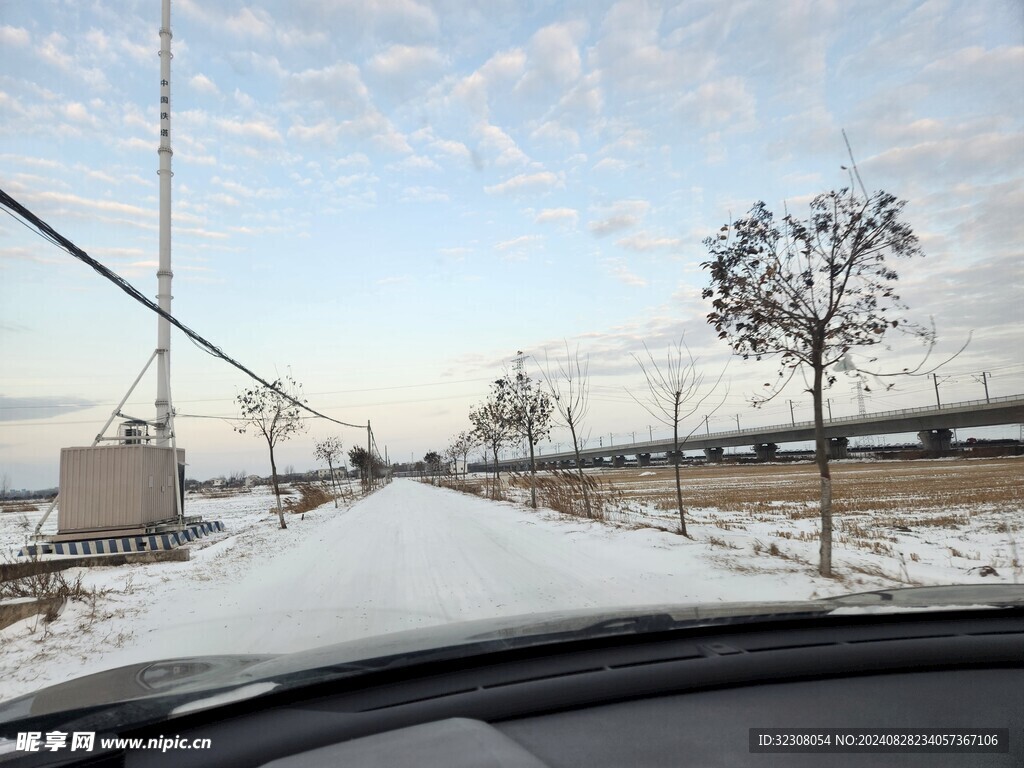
[19,521,225,558]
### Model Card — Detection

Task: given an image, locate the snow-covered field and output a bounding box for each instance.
[1,462,1021,703]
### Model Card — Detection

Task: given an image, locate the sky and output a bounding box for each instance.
[1,0,1022,489]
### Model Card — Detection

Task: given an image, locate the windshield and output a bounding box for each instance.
[1,0,1022,729]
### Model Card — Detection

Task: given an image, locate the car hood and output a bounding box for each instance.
[2,584,1022,729]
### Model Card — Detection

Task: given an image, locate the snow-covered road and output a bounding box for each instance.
[1,479,816,700]
[134,479,797,655]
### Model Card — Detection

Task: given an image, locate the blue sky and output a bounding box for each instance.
[1,0,1022,488]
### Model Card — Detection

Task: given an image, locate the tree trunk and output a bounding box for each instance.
[528,427,538,509]
[268,442,287,530]
[673,410,687,537]
[328,458,338,508]
[568,418,592,519]
[812,355,832,577]
[492,446,501,500]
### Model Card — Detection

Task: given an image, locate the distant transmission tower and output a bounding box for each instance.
[513,350,526,456]
[513,350,526,376]
[854,376,866,416]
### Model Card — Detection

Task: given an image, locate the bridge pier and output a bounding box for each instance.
[827,437,849,459]
[704,447,724,463]
[592,456,605,467]
[753,443,778,462]
[613,455,626,468]
[638,453,652,467]
[918,429,953,452]
[667,451,684,465]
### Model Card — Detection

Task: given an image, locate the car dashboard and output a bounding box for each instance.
[5,609,1022,768]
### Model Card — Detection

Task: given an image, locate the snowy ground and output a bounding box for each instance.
[1,469,1021,703]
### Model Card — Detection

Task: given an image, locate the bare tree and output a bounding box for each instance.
[702,178,938,576]
[469,394,512,500]
[442,443,459,487]
[494,366,554,509]
[451,430,477,484]
[314,436,344,507]
[541,343,593,519]
[629,336,727,537]
[235,374,306,529]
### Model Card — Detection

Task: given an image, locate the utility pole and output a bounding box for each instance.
[735,414,740,431]
[632,431,636,444]
[932,373,942,409]
[367,420,372,489]
[648,425,653,441]
[788,399,796,426]
[826,398,833,421]
[975,371,991,403]
[704,414,710,435]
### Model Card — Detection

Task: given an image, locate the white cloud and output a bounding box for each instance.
[368,44,445,79]
[530,120,580,147]
[592,157,629,172]
[589,200,650,236]
[37,31,73,70]
[495,234,542,251]
[0,25,30,47]
[226,7,273,38]
[332,152,371,168]
[388,154,441,172]
[515,21,586,96]
[400,186,448,203]
[475,122,530,167]
[233,89,256,110]
[615,233,683,252]
[210,176,284,200]
[451,48,526,116]
[35,31,109,90]
[118,38,150,63]
[377,275,413,286]
[289,62,370,112]
[535,207,579,226]
[604,258,648,287]
[439,246,473,260]
[214,117,282,143]
[678,76,757,131]
[484,171,562,196]
[189,73,219,95]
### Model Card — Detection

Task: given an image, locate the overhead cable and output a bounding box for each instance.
[0,187,366,431]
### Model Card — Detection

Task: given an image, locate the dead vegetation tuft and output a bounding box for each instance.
[281,483,333,516]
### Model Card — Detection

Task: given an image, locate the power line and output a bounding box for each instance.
[0,187,366,432]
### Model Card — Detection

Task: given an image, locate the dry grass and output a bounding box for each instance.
[282,483,333,515]
[600,458,1022,519]
[0,500,40,514]
[528,458,1021,571]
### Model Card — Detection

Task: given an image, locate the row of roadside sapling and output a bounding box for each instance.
[233,375,386,531]
[433,168,959,578]
[430,337,724,539]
